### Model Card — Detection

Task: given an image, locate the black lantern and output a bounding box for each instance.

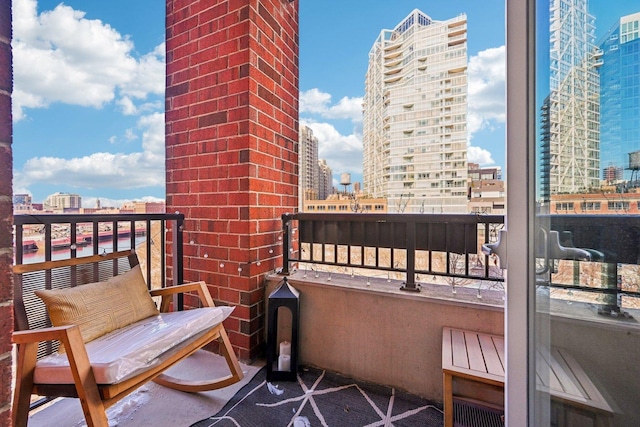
[266,277,300,382]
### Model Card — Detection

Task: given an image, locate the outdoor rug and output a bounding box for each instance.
[191,366,444,427]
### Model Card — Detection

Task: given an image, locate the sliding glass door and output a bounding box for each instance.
[508,0,640,425]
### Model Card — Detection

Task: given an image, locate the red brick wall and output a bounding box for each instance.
[0,1,12,424]
[165,0,299,361]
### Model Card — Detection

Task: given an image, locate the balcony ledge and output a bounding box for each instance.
[272,269,505,311]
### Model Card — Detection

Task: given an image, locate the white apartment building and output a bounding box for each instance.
[363,9,469,213]
[298,125,319,210]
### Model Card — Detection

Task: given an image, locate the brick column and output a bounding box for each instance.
[166,0,299,361]
[0,1,12,424]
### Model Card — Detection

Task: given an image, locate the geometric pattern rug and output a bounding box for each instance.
[191,366,444,427]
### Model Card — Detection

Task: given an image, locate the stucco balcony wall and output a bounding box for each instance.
[265,271,505,402]
[548,302,640,427]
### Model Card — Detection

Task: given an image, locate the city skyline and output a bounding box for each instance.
[11,0,507,208]
[11,1,636,207]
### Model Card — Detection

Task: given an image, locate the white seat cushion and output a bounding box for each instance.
[33,306,234,385]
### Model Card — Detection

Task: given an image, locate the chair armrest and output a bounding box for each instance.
[13,325,94,369]
[13,324,103,413]
[149,281,215,311]
[13,325,80,345]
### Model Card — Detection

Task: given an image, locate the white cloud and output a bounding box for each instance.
[467,146,495,165]
[468,46,506,138]
[12,0,164,121]
[300,88,363,123]
[299,88,332,114]
[301,120,362,177]
[138,112,165,156]
[120,43,165,99]
[326,96,363,121]
[118,96,138,115]
[124,128,137,141]
[15,113,165,190]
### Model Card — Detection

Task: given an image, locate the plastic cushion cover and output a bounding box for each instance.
[33,306,234,385]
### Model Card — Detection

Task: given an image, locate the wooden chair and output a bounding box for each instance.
[12,250,244,427]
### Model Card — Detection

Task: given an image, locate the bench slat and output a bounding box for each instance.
[478,334,504,377]
[451,329,469,369]
[464,331,486,373]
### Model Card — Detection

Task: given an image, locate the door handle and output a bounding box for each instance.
[547,230,591,261]
[482,229,508,269]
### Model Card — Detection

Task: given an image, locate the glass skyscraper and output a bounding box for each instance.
[599,12,640,182]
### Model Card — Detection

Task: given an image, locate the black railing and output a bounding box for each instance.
[14,213,185,299]
[282,213,505,292]
[542,214,640,316]
[282,212,640,314]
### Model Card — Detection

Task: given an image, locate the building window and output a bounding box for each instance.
[556,202,574,211]
[580,201,601,211]
[608,201,629,211]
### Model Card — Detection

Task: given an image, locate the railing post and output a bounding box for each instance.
[15,223,24,265]
[281,213,292,275]
[173,217,185,310]
[600,262,621,316]
[401,219,419,292]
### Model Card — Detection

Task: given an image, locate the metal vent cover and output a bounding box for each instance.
[453,398,504,427]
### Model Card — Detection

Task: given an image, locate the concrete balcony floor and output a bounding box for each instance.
[26,351,262,427]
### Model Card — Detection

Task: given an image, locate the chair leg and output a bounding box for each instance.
[12,342,38,427]
[443,373,453,427]
[62,328,109,427]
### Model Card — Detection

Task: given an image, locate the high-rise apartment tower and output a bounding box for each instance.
[363,9,469,213]
[299,125,319,210]
[540,0,601,202]
[317,159,333,200]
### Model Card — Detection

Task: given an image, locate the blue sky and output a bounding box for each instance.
[11,0,634,207]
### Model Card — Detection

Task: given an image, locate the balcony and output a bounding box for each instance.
[12,212,640,426]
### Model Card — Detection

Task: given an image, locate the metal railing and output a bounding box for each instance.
[282,213,505,292]
[542,214,640,316]
[14,213,185,299]
[282,213,640,314]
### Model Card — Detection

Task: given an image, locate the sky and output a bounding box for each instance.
[10,0,634,207]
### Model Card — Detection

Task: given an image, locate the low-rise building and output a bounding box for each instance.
[304,193,388,213]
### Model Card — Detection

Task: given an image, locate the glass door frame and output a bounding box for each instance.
[505,0,536,425]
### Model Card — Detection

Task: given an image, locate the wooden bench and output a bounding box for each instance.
[12,250,244,427]
[442,327,613,427]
